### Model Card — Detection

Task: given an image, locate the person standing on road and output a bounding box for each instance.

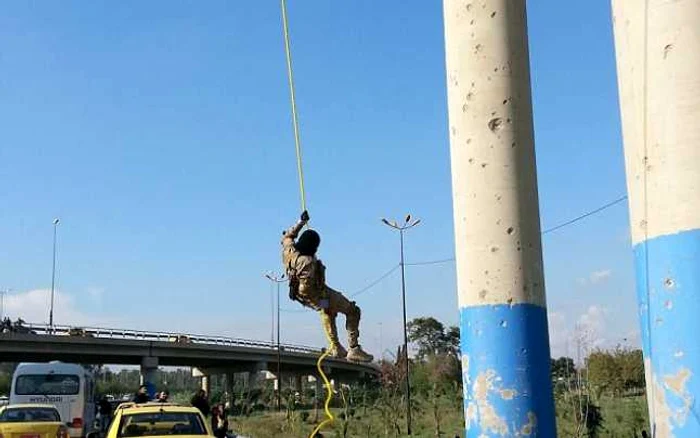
[98,396,112,432]
[210,406,228,438]
[281,211,373,362]
[133,386,149,404]
[190,390,210,417]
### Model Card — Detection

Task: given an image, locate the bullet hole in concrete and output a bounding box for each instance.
[490,246,499,253]
[664,44,673,59]
[491,111,496,116]
[493,67,498,72]
[481,163,488,168]
[500,320,507,328]
[502,99,509,105]
[466,92,474,101]
[462,103,468,112]
[471,82,475,88]
[466,138,472,144]
[506,118,511,124]
[475,44,483,54]
[479,290,488,299]
[511,142,516,148]
[507,227,514,235]
[470,20,475,25]
[664,278,675,289]
[487,76,492,81]
[496,195,502,201]
[507,297,514,307]
[488,117,504,132]
[491,11,497,18]
[517,246,521,252]
[466,3,472,11]
[451,126,456,136]
[496,219,501,225]
[468,158,474,164]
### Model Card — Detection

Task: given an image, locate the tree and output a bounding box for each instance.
[407,317,460,360]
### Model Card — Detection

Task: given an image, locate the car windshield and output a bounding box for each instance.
[118,412,206,437]
[15,374,80,395]
[0,408,61,422]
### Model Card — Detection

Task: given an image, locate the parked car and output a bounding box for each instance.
[0,404,69,438]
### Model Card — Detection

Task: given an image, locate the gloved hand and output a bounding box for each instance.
[300,210,310,222]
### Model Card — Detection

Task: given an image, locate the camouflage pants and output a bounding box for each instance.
[301,286,361,348]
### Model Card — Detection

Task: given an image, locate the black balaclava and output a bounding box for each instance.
[295,229,321,256]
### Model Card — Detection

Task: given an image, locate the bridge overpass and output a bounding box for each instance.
[0,324,379,394]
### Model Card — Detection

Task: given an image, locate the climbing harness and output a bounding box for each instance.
[280,1,335,436]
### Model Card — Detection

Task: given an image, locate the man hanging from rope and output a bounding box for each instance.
[282,211,374,363]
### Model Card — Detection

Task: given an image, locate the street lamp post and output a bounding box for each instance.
[0,289,10,321]
[49,218,60,332]
[265,272,286,412]
[381,214,420,436]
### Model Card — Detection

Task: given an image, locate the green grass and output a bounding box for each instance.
[228,395,649,438]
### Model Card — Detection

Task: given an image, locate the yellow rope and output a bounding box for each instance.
[280,1,334,436]
[309,317,335,437]
[281,0,307,212]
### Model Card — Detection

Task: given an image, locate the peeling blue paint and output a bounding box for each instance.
[460,304,555,437]
[635,229,700,435]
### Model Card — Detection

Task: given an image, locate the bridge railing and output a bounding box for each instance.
[21,322,322,355]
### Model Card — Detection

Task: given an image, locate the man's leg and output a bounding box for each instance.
[326,287,373,362]
[319,309,347,358]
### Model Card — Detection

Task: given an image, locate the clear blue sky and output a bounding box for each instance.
[0,1,634,358]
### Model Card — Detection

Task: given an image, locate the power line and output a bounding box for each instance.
[407,194,629,266]
[405,258,455,267]
[351,265,400,298]
[541,195,628,235]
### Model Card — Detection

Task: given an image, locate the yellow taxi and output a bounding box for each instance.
[96,404,213,438]
[0,404,69,438]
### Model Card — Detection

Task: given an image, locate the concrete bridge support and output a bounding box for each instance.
[443,1,556,436]
[612,1,700,436]
[140,356,159,400]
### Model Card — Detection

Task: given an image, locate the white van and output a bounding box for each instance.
[10,362,96,438]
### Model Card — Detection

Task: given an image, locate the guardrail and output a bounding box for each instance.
[11,322,322,355]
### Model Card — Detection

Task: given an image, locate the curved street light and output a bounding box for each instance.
[381,214,420,436]
[50,218,60,332]
[264,271,287,412]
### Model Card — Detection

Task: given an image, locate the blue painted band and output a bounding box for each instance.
[634,228,700,435]
[460,303,555,437]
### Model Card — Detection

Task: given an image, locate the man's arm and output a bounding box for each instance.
[281,210,310,247]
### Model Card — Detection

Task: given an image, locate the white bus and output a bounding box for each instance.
[10,362,96,438]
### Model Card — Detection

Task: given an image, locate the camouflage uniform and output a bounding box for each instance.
[282,219,363,357]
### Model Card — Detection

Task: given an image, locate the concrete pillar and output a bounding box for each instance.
[140,357,159,400]
[443,1,555,436]
[612,1,700,436]
[201,375,211,396]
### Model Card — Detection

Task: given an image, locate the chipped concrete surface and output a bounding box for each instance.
[463,365,535,436]
[444,0,547,308]
[612,0,700,244]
